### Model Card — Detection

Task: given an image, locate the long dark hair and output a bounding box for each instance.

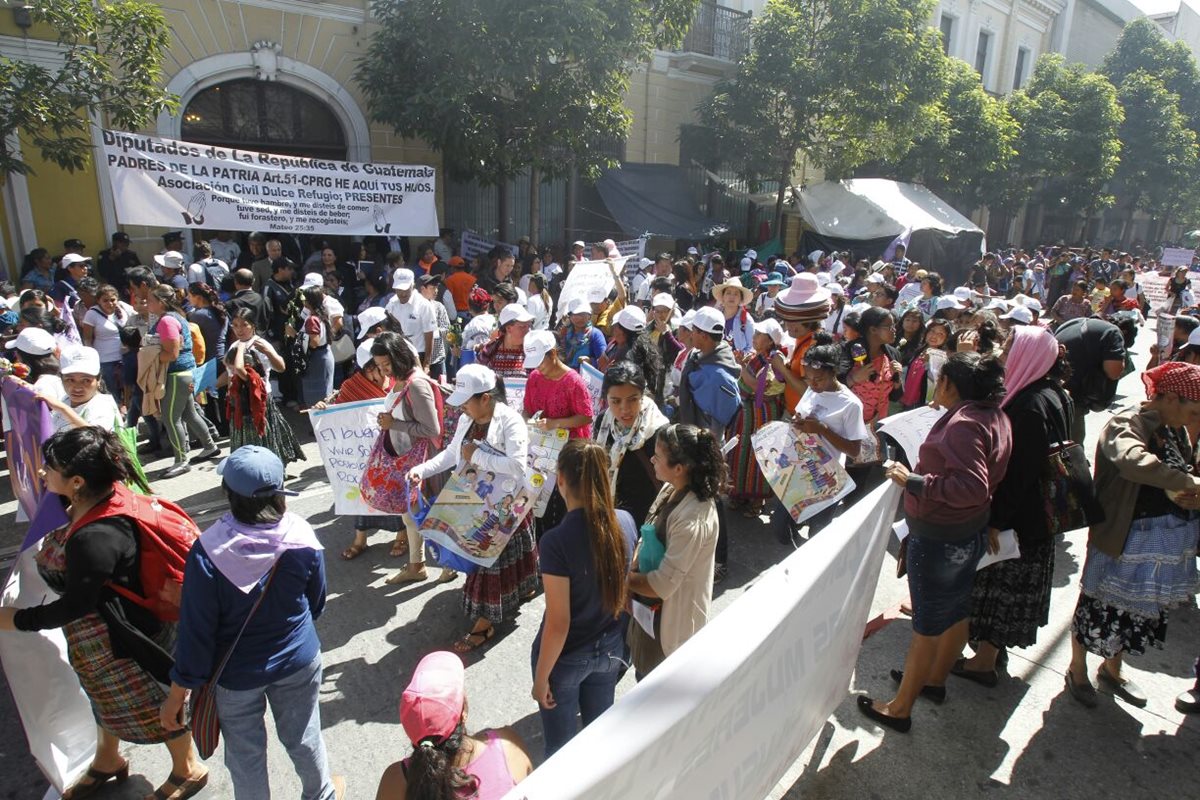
[150,285,184,315]
[897,309,926,365]
[556,439,628,618]
[657,424,725,501]
[370,331,417,381]
[42,426,150,497]
[301,287,329,327]
[940,352,1006,404]
[188,282,227,325]
[405,718,479,800]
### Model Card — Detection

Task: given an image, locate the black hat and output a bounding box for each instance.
[111,232,130,243]
[416,274,443,287]
[63,238,85,250]
[162,231,183,245]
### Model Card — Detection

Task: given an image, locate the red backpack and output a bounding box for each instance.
[68,483,200,622]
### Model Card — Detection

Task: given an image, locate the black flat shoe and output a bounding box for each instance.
[890,668,946,703]
[856,695,912,733]
[1065,670,1098,709]
[950,658,999,688]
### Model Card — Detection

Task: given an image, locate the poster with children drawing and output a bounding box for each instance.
[526,423,569,517]
[752,421,855,524]
[419,440,541,567]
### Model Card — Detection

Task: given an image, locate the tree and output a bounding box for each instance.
[695,0,947,236]
[884,57,1019,213]
[1104,17,1200,137]
[1007,54,1123,235]
[358,0,699,242]
[0,0,175,176]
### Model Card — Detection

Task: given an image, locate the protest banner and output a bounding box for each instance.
[527,425,570,517]
[554,257,630,320]
[895,281,922,311]
[0,380,95,794]
[875,404,946,466]
[460,230,518,262]
[310,399,388,515]
[100,130,438,236]
[579,361,605,416]
[1162,247,1196,267]
[504,376,527,414]
[420,441,540,568]
[504,483,901,800]
[753,421,854,524]
[1140,271,1200,313]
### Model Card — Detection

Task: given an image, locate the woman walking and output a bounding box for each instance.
[532,440,637,756]
[1065,362,1200,709]
[223,307,304,466]
[0,427,208,800]
[81,284,133,404]
[161,446,335,799]
[860,353,1012,732]
[626,424,724,679]
[594,363,668,527]
[407,365,540,653]
[728,318,787,515]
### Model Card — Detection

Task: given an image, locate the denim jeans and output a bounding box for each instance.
[532,625,627,758]
[214,656,335,800]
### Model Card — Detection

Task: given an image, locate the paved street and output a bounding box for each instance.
[1,324,1199,799]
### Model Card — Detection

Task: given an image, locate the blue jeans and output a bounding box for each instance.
[532,625,627,757]
[214,656,334,800]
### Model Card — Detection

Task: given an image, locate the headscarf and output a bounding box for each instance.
[1001,326,1059,408]
[594,397,669,492]
[200,512,323,593]
[1143,361,1200,402]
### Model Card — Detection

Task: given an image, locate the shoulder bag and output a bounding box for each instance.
[1042,386,1105,536]
[190,564,278,759]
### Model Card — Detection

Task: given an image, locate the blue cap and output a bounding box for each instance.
[760,271,785,287]
[216,446,299,498]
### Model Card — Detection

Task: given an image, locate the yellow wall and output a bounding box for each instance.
[21,135,108,261]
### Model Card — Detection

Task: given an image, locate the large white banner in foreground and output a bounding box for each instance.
[100,130,439,236]
[506,482,902,800]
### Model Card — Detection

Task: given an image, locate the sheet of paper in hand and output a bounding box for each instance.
[420,440,539,567]
[752,421,855,524]
[876,405,946,467]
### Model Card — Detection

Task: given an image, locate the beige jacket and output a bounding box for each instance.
[640,485,719,657]
[1089,404,1198,558]
[137,343,167,418]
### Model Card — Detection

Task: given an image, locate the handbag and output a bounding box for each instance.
[359,379,442,514]
[1041,387,1104,535]
[329,329,355,364]
[190,564,278,760]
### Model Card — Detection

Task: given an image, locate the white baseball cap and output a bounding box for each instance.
[1000,305,1033,325]
[936,295,966,311]
[571,240,585,249]
[61,253,92,269]
[60,346,101,376]
[392,268,415,290]
[446,363,498,407]
[1023,297,1044,312]
[692,306,726,335]
[565,297,591,316]
[522,330,557,369]
[678,309,697,330]
[745,249,758,261]
[828,283,845,297]
[614,306,646,332]
[984,298,1009,312]
[586,284,609,304]
[952,286,973,302]
[753,318,784,346]
[356,338,376,368]
[6,327,56,356]
[301,272,324,289]
[740,257,752,271]
[687,246,700,256]
[357,306,388,334]
[638,257,653,272]
[651,293,675,309]
[498,304,533,325]
[153,251,184,271]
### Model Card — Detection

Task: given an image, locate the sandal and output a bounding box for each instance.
[385,565,428,585]
[147,770,208,800]
[63,760,129,800]
[389,539,409,558]
[452,625,496,653]
[437,569,458,584]
[341,542,369,560]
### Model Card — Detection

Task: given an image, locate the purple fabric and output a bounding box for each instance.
[2,379,55,524]
[199,512,323,593]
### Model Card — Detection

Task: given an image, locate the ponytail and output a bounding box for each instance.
[657,424,726,501]
[557,439,629,618]
[405,719,480,800]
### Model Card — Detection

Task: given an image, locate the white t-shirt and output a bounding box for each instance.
[795,384,870,465]
[385,294,436,354]
[54,391,121,432]
[83,302,135,363]
[187,258,229,286]
[527,294,550,331]
[209,239,240,266]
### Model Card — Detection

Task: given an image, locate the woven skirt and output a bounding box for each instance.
[462,515,539,624]
[230,398,305,465]
[969,538,1056,648]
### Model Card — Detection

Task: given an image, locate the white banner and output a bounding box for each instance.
[555,258,629,320]
[1162,247,1196,267]
[1139,272,1200,312]
[310,399,387,515]
[100,130,439,236]
[506,482,901,800]
[460,230,518,263]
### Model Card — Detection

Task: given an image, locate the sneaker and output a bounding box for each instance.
[162,463,191,479]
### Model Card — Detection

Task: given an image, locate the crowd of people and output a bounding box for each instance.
[2,229,1200,798]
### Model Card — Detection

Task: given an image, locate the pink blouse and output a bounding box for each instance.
[524,369,594,438]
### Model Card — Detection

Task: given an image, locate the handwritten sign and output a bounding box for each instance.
[504,376,527,415]
[579,361,605,416]
[555,258,629,320]
[1162,247,1197,267]
[310,399,387,515]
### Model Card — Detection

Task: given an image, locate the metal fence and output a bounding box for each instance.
[677,2,751,61]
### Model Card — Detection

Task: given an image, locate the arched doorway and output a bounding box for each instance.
[181,78,347,160]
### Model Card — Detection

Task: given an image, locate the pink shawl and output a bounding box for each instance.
[1001,326,1059,408]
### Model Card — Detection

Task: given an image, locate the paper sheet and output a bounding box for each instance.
[892,521,1020,571]
[632,599,656,639]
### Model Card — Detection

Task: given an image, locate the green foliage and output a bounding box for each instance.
[1111,70,1198,218]
[357,0,699,185]
[0,0,176,176]
[886,57,1019,211]
[1007,54,1123,213]
[1104,17,1200,136]
[695,0,947,188]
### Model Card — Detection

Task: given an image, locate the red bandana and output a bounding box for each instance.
[1143,361,1200,402]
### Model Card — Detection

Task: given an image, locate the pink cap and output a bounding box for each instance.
[400,651,466,745]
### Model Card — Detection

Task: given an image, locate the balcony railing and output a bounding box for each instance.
[677,2,751,62]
